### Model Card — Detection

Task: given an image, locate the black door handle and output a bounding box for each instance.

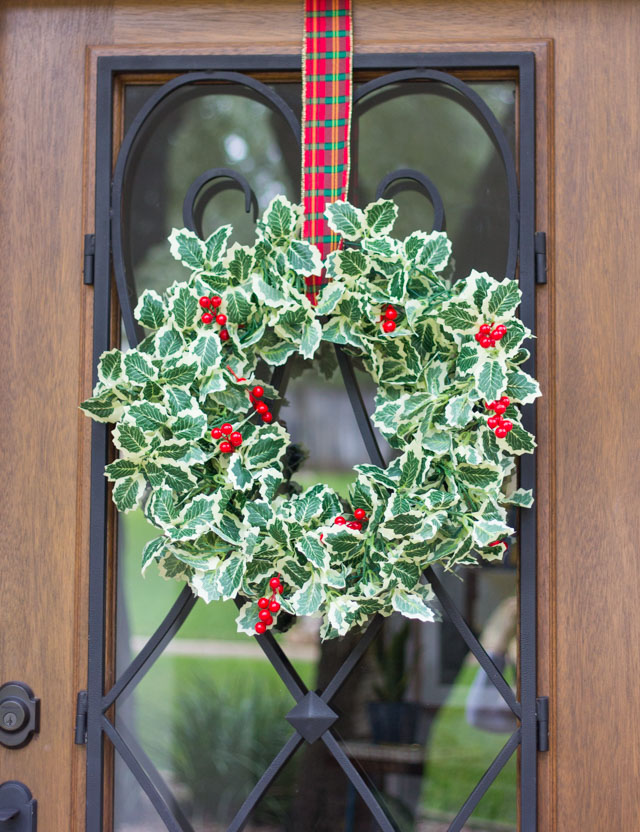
[0,782,36,830]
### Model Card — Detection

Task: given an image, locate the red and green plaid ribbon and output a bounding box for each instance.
[302,0,353,301]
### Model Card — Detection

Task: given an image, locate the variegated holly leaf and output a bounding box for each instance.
[325,200,365,241]
[168,228,206,271]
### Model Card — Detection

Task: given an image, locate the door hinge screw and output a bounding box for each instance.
[83,234,95,285]
[534,232,547,284]
[536,695,549,751]
[74,690,88,745]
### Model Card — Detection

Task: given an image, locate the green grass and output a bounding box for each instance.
[421,664,516,827]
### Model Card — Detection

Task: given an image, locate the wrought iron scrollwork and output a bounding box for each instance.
[182,167,259,237]
[375,168,446,232]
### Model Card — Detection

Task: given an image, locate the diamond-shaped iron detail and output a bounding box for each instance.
[285,691,338,744]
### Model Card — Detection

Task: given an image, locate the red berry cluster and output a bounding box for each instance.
[485,396,514,439]
[379,305,399,334]
[211,422,243,454]
[474,322,507,349]
[334,507,368,531]
[249,385,273,424]
[254,575,283,634]
[200,296,229,341]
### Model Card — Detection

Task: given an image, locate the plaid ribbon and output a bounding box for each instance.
[301,0,353,301]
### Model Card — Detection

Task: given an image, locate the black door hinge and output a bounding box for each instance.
[536,695,549,751]
[534,232,547,284]
[74,690,88,745]
[83,234,95,285]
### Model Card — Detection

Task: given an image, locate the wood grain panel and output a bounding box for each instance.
[0,3,113,831]
[1,1,638,830]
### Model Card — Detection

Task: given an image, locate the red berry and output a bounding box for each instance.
[257,597,269,609]
[219,329,230,341]
[480,336,492,348]
[474,332,483,343]
[479,323,492,336]
[493,324,507,340]
[275,584,283,594]
[199,296,211,308]
[269,577,281,590]
[354,508,367,520]
[384,307,398,321]
[486,401,497,410]
[255,622,267,634]
[334,516,346,525]
[494,403,507,416]
[201,312,214,324]
[252,385,264,398]
[269,600,281,613]
[219,440,233,453]
[495,426,508,439]
[262,412,273,423]
[216,313,227,326]
[500,396,510,407]
[211,296,222,308]
[255,402,268,415]
[347,521,362,531]
[211,428,222,439]
[382,320,396,333]
[258,610,273,624]
[230,432,243,446]
[488,338,496,347]
[487,415,500,429]
[501,419,514,433]
[221,423,233,435]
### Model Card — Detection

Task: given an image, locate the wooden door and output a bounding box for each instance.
[1,2,638,831]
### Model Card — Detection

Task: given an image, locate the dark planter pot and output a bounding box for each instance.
[367,701,432,745]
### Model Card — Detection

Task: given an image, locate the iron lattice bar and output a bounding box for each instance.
[87,51,539,832]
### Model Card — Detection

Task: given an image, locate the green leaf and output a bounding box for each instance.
[135,290,166,330]
[260,340,298,366]
[171,410,206,442]
[160,361,198,388]
[472,517,513,548]
[141,536,167,574]
[168,228,206,270]
[105,458,139,481]
[286,240,322,276]
[97,349,123,385]
[204,224,232,264]
[235,601,261,635]
[475,359,507,401]
[425,489,457,509]
[323,528,365,559]
[290,574,325,616]
[191,568,223,603]
[362,236,398,260]
[112,475,145,513]
[113,422,149,458]
[445,394,474,428]
[501,424,536,454]
[243,425,288,469]
[505,370,541,405]
[127,401,167,433]
[456,345,480,375]
[252,275,290,308]
[228,454,254,491]
[243,501,273,529]
[332,249,370,277]
[324,200,365,241]
[297,534,329,570]
[292,490,323,523]
[315,282,344,315]
[499,319,528,353]
[156,328,184,358]
[300,317,322,359]
[225,287,253,324]
[225,243,254,283]
[455,463,502,489]
[263,195,300,244]
[382,559,421,590]
[391,588,436,622]
[487,279,521,318]
[146,487,178,528]
[388,268,408,302]
[502,487,534,508]
[80,390,124,423]
[217,556,246,598]
[379,512,425,540]
[191,333,221,370]
[364,198,398,236]
[169,285,199,330]
[123,351,156,385]
[162,464,197,494]
[439,301,479,333]
[415,231,452,273]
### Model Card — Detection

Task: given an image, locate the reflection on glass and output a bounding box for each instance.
[114,77,518,831]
